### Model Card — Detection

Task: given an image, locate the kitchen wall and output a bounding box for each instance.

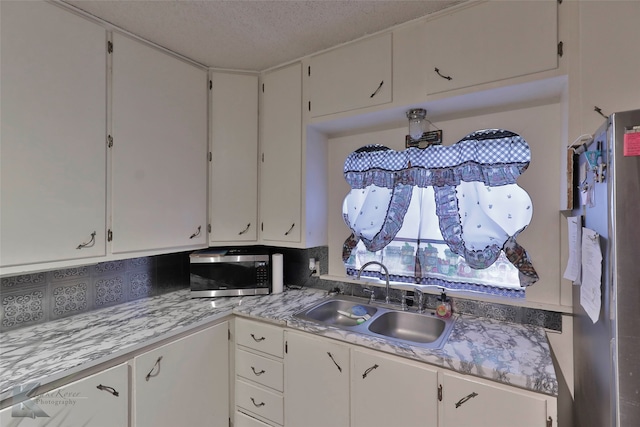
[275,246,562,331]
[326,101,570,310]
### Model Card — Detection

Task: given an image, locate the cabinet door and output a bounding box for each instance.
[440,371,551,427]
[0,364,128,427]
[210,72,258,243]
[259,64,302,243]
[0,0,107,268]
[309,33,392,117]
[351,348,438,427]
[284,331,349,427]
[134,322,229,427]
[579,0,640,134]
[393,21,430,107]
[111,33,207,254]
[425,1,558,95]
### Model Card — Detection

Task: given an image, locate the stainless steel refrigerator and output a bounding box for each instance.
[573,108,640,427]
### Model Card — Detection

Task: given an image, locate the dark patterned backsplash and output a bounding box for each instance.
[0,253,190,331]
[284,246,562,332]
[0,245,561,332]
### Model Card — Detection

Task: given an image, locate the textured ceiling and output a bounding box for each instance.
[63,0,465,71]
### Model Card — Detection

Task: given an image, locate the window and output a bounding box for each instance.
[341,129,538,298]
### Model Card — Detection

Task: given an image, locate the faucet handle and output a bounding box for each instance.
[400,290,410,311]
[362,287,376,304]
[413,287,425,313]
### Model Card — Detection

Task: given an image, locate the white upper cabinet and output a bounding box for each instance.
[425,0,558,95]
[578,0,640,135]
[308,33,392,118]
[393,20,431,107]
[111,33,208,254]
[259,63,303,244]
[0,1,107,269]
[209,72,259,243]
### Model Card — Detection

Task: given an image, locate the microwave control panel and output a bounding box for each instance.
[256,261,269,286]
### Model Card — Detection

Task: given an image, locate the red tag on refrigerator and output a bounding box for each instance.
[623,132,640,156]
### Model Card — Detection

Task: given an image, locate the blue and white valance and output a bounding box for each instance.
[342,129,538,296]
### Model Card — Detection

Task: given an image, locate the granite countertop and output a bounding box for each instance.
[233,288,558,396]
[0,287,557,403]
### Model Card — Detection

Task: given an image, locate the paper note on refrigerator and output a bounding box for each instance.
[563,216,582,283]
[580,227,603,323]
[623,129,640,156]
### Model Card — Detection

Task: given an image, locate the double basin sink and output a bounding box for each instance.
[292,295,455,350]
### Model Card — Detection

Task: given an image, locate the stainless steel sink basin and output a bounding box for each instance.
[293,297,378,327]
[367,311,447,344]
[292,296,455,349]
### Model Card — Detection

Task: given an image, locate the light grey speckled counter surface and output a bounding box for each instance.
[0,287,557,403]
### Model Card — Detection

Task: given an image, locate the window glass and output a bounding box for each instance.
[342,129,537,298]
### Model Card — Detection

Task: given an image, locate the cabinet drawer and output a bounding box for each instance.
[236,318,284,358]
[236,379,284,425]
[237,349,284,392]
[236,410,277,427]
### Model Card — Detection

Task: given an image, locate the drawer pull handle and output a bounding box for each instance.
[284,223,295,236]
[96,384,119,397]
[455,392,478,408]
[370,81,384,98]
[434,67,453,81]
[362,364,379,379]
[326,352,342,373]
[76,231,96,249]
[250,334,266,342]
[250,397,265,408]
[189,225,202,239]
[239,223,251,235]
[251,367,266,376]
[145,356,163,381]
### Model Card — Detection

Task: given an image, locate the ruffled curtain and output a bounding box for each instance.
[342,129,538,298]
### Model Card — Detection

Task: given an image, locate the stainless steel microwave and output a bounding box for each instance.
[190,248,270,298]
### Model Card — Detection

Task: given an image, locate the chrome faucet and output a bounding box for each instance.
[357,261,391,304]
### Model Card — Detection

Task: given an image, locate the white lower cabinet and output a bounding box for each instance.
[133,322,229,427]
[440,371,556,427]
[236,379,284,425]
[235,318,285,426]
[0,364,128,427]
[284,331,350,427]
[235,409,275,427]
[279,328,556,427]
[351,348,438,427]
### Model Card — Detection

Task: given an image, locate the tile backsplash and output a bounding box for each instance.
[284,246,562,332]
[0,245,561,333]
[0,252,190,331]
